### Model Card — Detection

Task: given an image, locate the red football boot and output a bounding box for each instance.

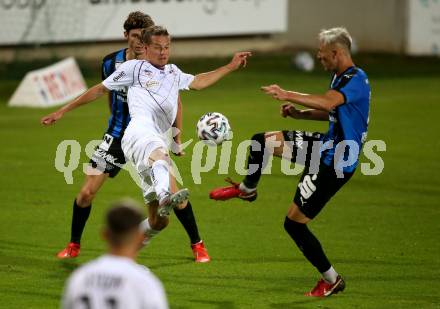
[305,276,345,297]
[191,240,211,263]
[57,242,80,259]
[209,178,257,202]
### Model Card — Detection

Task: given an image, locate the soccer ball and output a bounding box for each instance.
[196,112,232,145]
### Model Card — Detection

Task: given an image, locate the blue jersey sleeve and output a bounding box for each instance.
[334,74,363,105]
[101,58,112,81]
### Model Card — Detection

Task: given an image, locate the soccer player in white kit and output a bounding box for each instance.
[62,200,168,309]
[43,25,251,243]
[104,26,250,239]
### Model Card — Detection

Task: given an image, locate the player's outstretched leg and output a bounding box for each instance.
[171,174,210,262]
[210,131,285,201]
[148,148,189,217]
[141,172,210,262]
[284,203,344,297]
[174,201,210,263]
[139,199,169,248]
[140,198,210,263]
[57,174,108,259]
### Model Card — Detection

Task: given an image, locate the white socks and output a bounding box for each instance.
[322,266,338,284]
[151,160,170,203]
[140,218,161,245]
[239,182,257,193]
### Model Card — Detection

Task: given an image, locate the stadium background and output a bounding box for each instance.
[0,0,439,308]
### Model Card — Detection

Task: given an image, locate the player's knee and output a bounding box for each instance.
[250,133,266,147]
[284,216,307,240]
[149,148,170,165]
[77,188,96,206]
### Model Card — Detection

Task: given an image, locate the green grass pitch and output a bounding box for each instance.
[0,55,439,308]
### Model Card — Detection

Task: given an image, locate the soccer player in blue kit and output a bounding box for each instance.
[50,12,210,262]
[210,27,371,296]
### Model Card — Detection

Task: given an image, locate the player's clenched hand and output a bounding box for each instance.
[171,139,186,157]
[41,111,63,125]
[226,52,252,71]
[261,84,289,101]
[280,103,300,118]
[171,143,185,157]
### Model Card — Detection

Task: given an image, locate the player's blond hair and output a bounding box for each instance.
[141,25,170,44]
[319,27,352,52]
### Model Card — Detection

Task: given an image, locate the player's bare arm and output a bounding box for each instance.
[107,92,113,113]
[262,84,344,112]
[280,103,329,121]
[189,52,252,90]
[41,83,109,125]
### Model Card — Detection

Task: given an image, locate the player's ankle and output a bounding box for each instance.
[239,182,256,193]
[322,266,338,284]
[157,191,170,205]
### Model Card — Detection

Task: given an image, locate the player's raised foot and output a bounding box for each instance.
[191,240,211,263]
[305,275,345,297]
[157,189,190,217]
[57,242,81,259]
[209,178,257,202]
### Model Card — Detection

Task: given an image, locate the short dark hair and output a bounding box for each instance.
[123,11,154,33]
[141,25,170,44]
[106,200,143,246]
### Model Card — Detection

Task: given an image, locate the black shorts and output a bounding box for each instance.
[283,130,354,219]
[89,134,126,178]
[282,130,323,170]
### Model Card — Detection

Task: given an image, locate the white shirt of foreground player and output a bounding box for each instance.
[62,254,168,309]
[102,60,194,136]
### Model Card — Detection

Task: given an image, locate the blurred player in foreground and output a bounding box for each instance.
[210,27,370,297]
[43,25,251,258]
[43,12,211,263]
[62,200,168,309]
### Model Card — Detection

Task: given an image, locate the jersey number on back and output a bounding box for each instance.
[79,295,118,309]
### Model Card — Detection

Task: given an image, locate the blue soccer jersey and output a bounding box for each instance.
[321,66,371,173]
[101,49,131,139]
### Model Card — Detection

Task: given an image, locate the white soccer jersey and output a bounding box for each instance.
[62,255,168,309]
[102,60,194,136]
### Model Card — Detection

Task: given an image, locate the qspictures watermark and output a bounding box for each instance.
[53,136,386,189]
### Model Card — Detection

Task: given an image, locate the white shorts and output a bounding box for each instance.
[122,127,169,204]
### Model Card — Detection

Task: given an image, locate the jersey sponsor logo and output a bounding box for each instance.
[113,71,126,82]
[141,69,153,77]
[145,80,160,89]
[116,93,127,103]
